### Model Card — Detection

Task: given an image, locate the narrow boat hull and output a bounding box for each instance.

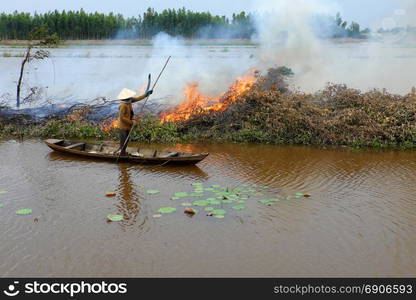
[44,139,209,165]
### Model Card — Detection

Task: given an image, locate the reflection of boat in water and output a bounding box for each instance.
[45,139,209,165]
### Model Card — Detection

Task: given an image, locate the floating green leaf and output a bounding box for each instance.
[158,207,177,214]
[16,208,32,215]
[107,214,123,221]
[146,190,160,195]
[190,193,204,197]
[212,209,226,215]
[205,207,214,211]
[153,214,162,218]
[206,197,216,201]
[232,205,246,210]
[171,196,180,200]
[204,188,214,192]
[192,183,203,186]
[214,215,225,219]
[259,199,272,204]
[209,200,221,205]
[192,200,209,207]
[295,193,304,196]
[0,204,3,208]
[0,190,7,195]
[175,192,189,198]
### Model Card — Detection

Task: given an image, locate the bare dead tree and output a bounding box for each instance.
[16,26,60,108]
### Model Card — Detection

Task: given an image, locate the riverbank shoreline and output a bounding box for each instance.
[1,114,415,149]
[1,69,415,149]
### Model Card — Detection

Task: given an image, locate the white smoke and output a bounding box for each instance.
[1,0,415,110]
[249,0,416,94]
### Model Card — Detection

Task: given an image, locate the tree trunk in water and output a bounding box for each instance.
[16,46,32,108]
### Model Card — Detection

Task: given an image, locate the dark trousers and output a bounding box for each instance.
[119,129,130,155]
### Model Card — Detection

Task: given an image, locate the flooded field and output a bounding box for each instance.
[1,41,416,108]
[0,139,415,277]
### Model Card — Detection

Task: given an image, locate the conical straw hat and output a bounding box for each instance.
[117,88,137,100]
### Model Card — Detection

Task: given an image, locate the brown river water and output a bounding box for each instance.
[0,139,415,277]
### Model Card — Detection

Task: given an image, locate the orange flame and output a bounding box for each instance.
[101,119,119,132]
[160,70,257,123]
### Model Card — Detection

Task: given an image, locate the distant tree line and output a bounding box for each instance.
[0,8,255,40]
[0,8,368,40]
[313,13,370,39]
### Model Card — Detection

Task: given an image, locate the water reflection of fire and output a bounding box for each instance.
[160,70,257,123]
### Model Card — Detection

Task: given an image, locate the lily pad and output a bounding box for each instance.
[107,214,123,221]
[192,183,203,186]
[205,207,214,211]
[192,200,209,207]
[209,200,221,205]
[212,209,226,215]
[153,214,162,218]
[184,207,197,215]
[146,189,160,195]
[171,196,180,200]
[190,193,204,197]
[0,190,7,195]
[295,193,304,196]
[181,202,192,206]
[206,198,216,201]
[0,204,3,208]
[204,188,214,192]
[232,205,246,210]
[174,192,189,198]
[214,215,225,219]
[259,199,272,204]
[269,198,280,202]
[16,208,32,215]
[158,207,177,214]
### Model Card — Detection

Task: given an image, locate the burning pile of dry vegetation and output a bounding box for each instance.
[1,67,416,148]
[170,67,416,147]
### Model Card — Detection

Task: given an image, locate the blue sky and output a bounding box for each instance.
[0,0,401,28]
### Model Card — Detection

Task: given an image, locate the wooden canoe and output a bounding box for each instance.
[44,139,209,165]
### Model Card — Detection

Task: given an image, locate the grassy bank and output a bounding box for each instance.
[1,70,416,148]
[0,117,179,143]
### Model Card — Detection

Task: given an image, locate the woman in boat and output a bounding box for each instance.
[116,88,153,156]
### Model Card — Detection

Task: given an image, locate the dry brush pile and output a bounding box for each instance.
[178,70,416,147]
[1,68,416,147]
